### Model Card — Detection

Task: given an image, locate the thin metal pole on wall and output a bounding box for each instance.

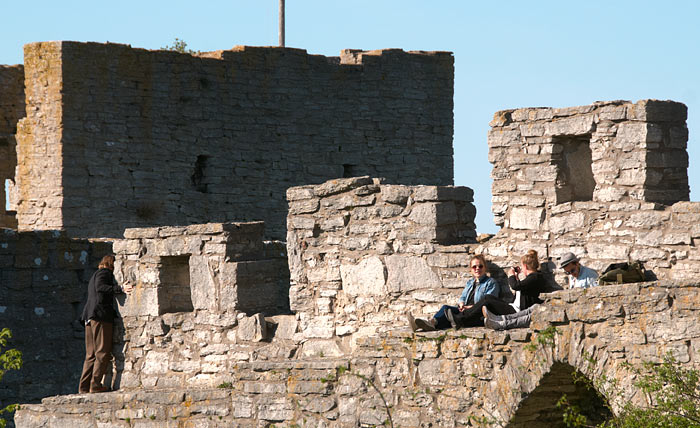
[279,0,285,47]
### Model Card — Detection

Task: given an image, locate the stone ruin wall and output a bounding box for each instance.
[1,38,699,426]
[483,100,700,283]
[0,229,111,410]
[110,222,290,389]
[113,222,289,319]
[104,177,478,394]
[8,165,700,427]
[14,41,454,240]
[285,176,479,349]
[0,64,24,228]
[14,213,700,427]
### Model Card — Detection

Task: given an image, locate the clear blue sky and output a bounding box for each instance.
[2,1,698,234]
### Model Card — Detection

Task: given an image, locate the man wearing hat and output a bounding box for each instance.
[559,252,598,288]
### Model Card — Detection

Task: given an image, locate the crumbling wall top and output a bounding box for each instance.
[14,40,454,239]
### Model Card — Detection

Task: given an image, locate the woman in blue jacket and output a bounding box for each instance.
[407,254,499,331]
[449,249,547,329]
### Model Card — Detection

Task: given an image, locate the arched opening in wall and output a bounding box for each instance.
[553,135,595,204]
[158,255,194,314]
[507,362,612,428]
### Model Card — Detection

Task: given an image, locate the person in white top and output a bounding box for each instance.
[559,252,598,289]
[484,252,600,331]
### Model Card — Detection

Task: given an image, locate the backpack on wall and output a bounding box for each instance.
[598,261,647,285]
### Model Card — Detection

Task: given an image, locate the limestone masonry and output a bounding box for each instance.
[14,219,700,427]
[13,42,454,240]
[0,40,699,428]
[0,65,23,229]
[483,100,699,283]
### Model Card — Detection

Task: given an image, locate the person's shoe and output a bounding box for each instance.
[414,318,437,332]
[483,307,506,331]
[445,308,458,329]
[78,389,89,394]
[484,316,505,331]
[90,385,110,393]
[406,312,418,332]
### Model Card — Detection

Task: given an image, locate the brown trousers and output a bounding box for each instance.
[78,320,113,392]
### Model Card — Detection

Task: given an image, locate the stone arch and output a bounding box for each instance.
[485,323,634,427]
[506,362,611,427]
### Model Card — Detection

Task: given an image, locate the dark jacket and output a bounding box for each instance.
[507,271,547,310]
[80,268,123,323]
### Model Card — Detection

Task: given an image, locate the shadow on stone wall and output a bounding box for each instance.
[0,229,112,407]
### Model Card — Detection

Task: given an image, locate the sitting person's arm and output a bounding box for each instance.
[508,273,539,292]
[482,277,500,298]
[457,280,473,310]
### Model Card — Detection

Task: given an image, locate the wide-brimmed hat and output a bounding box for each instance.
[559,252,580,268]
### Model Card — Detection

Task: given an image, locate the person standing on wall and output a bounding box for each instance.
[78,255,132,393]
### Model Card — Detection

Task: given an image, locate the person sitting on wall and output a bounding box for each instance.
[559,252,598,288]
[482,251,595,330]
[446,250,548,328]
[78,255,132,393]
[482,304,538,330]
[406,254,499,332]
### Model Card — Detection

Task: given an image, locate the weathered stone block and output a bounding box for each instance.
[381,185,411,204]
[300,339,344,358]
[340,257,386,296]
[544,115,594,136]
[314,176,374,197]
[509,207,545,230]
[119,286,159,317]
[585,243,630,260]
[189,255,217,311]
[286,186,315,201]
[549,212,585,234]
[385,255,441,293]
[237,313,267,342]
[257,397,294,421]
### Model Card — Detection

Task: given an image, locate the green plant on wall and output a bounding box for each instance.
[0,328,22,428]
[522,326,700,427]
[161,38,199,55]
[559,353,700,428]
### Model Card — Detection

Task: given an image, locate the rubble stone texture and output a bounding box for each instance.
[15,278,700,427]
[483,100,700,283]
[13,42,454,240]
[0,65,24,228]
[286,176,479,347]
[113,221,290,318]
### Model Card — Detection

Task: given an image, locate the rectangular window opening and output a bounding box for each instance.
[158,255,193,314]
[553,135,595,204]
